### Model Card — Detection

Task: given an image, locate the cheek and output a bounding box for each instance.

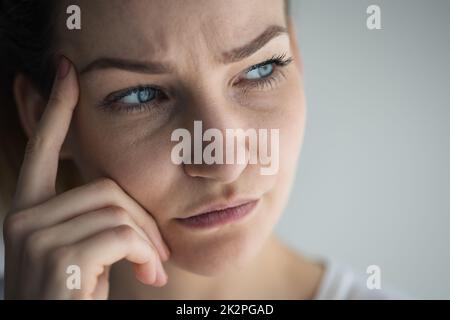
[280,78,306,170]
[70,110,180,219]
[260,74,306,220]
[255,72,305,175]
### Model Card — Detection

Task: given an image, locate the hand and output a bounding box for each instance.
[3,56,170,299]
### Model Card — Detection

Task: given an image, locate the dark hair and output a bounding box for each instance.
[0,0,58,96]
[0,0,69,211]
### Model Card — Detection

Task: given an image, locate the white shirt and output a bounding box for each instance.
[314,259,408,299]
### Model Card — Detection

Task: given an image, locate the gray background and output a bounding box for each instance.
[276,0,450,299]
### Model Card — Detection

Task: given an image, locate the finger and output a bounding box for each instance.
[20,206,161,292]
[65,226,162,296]
[134,253,167,287]
[12,55,79,211]
[91,266,110,300]
[27,206,151,249]
[17,178,170,261]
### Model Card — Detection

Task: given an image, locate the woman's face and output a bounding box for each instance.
[56,0,306,275]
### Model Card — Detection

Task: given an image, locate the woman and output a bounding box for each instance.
[0,0,397,299]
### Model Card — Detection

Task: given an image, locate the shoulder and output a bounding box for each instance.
[313,259,409,300]
[274,238,409,300]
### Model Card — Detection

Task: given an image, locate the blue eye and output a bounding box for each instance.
[120,87,156,104]
[245,63,274,80]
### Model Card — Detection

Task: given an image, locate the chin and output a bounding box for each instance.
[167,227,266,276]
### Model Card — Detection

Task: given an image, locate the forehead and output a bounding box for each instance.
[55,0,286,66]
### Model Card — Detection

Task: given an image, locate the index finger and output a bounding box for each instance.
[12,56,79,212]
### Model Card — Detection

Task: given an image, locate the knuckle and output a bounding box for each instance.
[25,134,48,156]
[29,230,50,249]
[3,211,30,240]
[93,178,119,194]
[108,206,129,224]
[23,230,49,260]
[113,225,137,242]
[48,246,74,268]
[48,91,64,106]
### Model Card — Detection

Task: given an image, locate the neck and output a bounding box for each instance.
[109,233,307,299]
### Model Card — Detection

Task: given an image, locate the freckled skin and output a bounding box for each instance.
[53,0,312,298]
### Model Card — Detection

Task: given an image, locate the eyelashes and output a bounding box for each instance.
[235,52,293,91]
[99,85,167,114]
[99,52,294,114]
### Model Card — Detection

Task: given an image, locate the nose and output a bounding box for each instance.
[179,99,249,184]
[185,159,247,184]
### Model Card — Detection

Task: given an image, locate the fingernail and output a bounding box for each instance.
[151,265,163,286]
[58,55,71,79]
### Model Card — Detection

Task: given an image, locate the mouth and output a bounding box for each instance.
[176,199,259,229]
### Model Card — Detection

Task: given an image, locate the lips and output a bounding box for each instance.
[176,199,259,229]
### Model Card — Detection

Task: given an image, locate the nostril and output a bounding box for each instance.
[183,161,247,184]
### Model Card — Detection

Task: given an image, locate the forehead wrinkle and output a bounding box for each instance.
[57,0,173,63]
[197,4,288,66]
[58,0,287,75]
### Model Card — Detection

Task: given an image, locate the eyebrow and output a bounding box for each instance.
[79,25,288,76]
[80,58,172,75]
[220,25,288,64]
